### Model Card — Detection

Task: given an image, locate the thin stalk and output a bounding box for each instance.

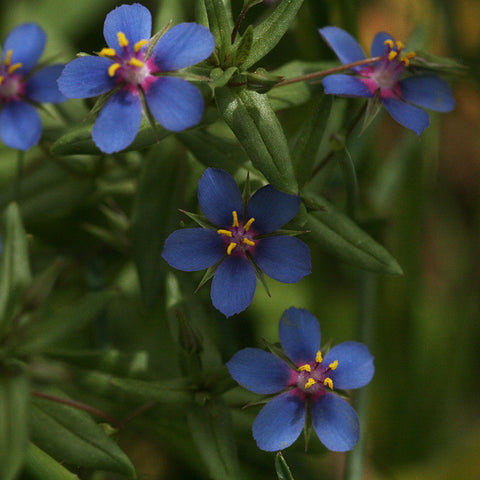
[231,4,249,44]
[15,150,25,202]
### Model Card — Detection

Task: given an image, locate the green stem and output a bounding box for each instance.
[15,150,25,202]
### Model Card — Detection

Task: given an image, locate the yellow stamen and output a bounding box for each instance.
[134,39,149,52]
[328,360,338,371]
[244,217,255,232]
[0,76,3,85]
[226,242,237,255]
[298,364,311,372]
[315,351,323,363]
[232,211,239,228]
[217,229,232,237]
[323,378,333,389]
[7,63,22,74]
[401,57,410,67]
[99,47,116,57]
[405,51,417,59]
[5,49,13,66]
[117,32,129,48]
[242,238,255,247]
[388,51,398,61]
[108,63,121,77]
[395,40,404,51]
[129,58,144,68]
[384,39,394,49]
[305,378,316,389]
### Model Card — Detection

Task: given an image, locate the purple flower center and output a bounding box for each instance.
[217,210,257,257]
[0,49,25,102]
[294,351,338,399]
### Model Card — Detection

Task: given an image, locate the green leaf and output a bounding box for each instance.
[0,371,29,480]
[234,24,253,66]
[304,195,403,275]
[30,388,135,477]
[187,397,242,480]
[0,203,32,337]
[203,0,234,62]
[243,0,305,69]
[275,452,295,480]
[23,443,80,480]
[215,86,298,194]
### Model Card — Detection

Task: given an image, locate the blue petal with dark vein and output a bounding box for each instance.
[399,75,455,112]
[381,97,429,135]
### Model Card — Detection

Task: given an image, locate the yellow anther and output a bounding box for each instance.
[305,378,316,389]
[129,58,144,68]
[244,217,255,232]
[384,39,394,49]
[99,48,116,57]
[232,211,239,228]
[0,76,3,85]
[217,229,232,237]
[405,51,417,59]
[298,364,311,372]
[395,40,404,51]
[108,63,121,77]
[388,51,398,61]
[242,238,255,247]
[134,39,149,52]
[315,351,323,363]
[117,32,129,47]
[328,360,338,371]
[401,57,410,67]
[226,242,237,255]
[323,377,333,389]
[5,49,13,66]
[7,63,22,74]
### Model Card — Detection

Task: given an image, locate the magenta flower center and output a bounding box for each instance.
[0,49,25,102]
[217,210,257,257]
[295,351,338,398]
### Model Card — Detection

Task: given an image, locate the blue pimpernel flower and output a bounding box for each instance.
[319,26,455,135]
[162,168,311,317]
[58,3,214,153]
[0,23,65,150]
[227,307,375,452]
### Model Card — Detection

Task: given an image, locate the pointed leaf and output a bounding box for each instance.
[275,452,296,480]
[203,0,233,61]
[23,443,80,480]
[235,25,253,66]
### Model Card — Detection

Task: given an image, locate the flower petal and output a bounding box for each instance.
[26,65,66,103]
[227,348,292,394]
[145,77,204,132]
[103,3,152,54]
[0,101,41,150]
[381,97,429,135]
[92,89,142,153]
[246,185,300,234]
[399,75,455,112]
[211,255,256,317]
[279,307,320,365]
[319,26,366,65]
[3,23,46,74]
[57,56,116,98]
[152,23,215,72]
[323,341,374,390]
[370,32,395,57]
[162,228,224,271]
[253,391,305,451]
[322,74,373,98]
[253,236,311,283]
[197,168,244,227]
[311,393,359,451]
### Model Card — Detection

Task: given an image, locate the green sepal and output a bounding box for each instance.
[410,50,467,76]
[215,86,298,194]
[202,0,234,64]
[179,209,214,229]
[145,21,172,60]
[246,251,271,297]
[304,194,403,275]
[261,338,295,369]
[275,452,296,480]
[303,398,313,451]
[246,68,283,93]
[241,171,251,206]
[234,24,253,66]
[195,262,221,293]
[23,443,80,480]
[209,66,239,88]
[361,96,383,133]
[243,0,305,69]
[86,85,121,119]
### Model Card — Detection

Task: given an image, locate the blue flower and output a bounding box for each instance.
[58,3,215,153]
[319,26,455,135]
[0,23,65,150]
[227,307,375,451]
[162,168,311,317]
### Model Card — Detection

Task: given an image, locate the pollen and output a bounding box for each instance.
[315,351,323,363]
[134,39,149,52]
[298,364,311,372]
[323,377,333,389]
[129,58,145,68]
[99,48,116,57]
[7,62,22,74]
[328,360,338,370]
[305,378,316,389]
[384,39,394,49]
[4,49,13,66]
[108,63,121,77]
[117,32,129,48]
[244,217,255,231]
[217,229,232,237]
[388,51,398,61]
[227,242,237,255]
[242,238,255,247]
[232,211,239,228]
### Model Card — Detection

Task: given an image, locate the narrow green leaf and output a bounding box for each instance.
[305,195,403,275]
[243,0,305,69]
[0,203,32,337]
[203,0,233,61]
[216,86,298,194]
[187,397,242,480]
[234,25,253,66]
[23,443,80,480]
[30,388,136,477]
[275,452,295,480]
[0,372,29,480]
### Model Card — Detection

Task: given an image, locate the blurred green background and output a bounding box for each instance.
[1,0,479,479]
